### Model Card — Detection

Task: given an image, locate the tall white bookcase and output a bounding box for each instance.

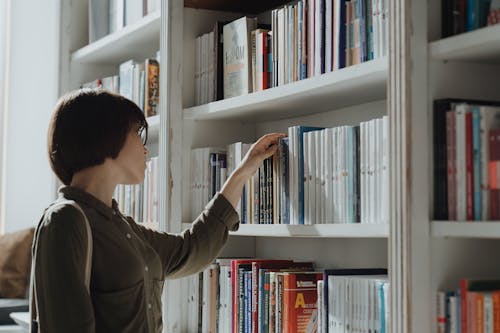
[56,0,500,332]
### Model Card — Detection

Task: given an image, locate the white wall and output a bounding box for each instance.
[1,0,60,233]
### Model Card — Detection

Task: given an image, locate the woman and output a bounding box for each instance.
[30,89,284,332]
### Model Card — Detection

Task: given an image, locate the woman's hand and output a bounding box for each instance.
[220,133,287,210]
[237,133,287,178]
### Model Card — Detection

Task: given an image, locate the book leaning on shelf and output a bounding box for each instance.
[190,117,388,225]
[433,99,500,221]
[184,259,389,333]
[191,0,389,106]
[114,156,159,227]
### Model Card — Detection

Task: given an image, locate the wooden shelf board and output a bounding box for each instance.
[183,57,388,122]
[431,221,500,239]
[182,222,389,238]
[71,11,161,65]
[429,24,500,64]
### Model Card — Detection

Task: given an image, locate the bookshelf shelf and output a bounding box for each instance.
[181,223,389,238]
[71,11,161,65]
[183,57,388,121]
[431,221,500,239]
[429,24,500,64]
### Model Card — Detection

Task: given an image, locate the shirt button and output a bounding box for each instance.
[148,303,152,309]
[145,266,149,272]
[126,233,131,239]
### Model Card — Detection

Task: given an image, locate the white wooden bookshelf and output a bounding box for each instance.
[429,24,500,64]
[431,221,500,239]
[71,11,161,65]
[184,57,388,121]
[146,114,160,143]
[182,223,389,238]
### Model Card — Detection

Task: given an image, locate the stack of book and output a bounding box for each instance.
[190,117,388,225]
[185,259,389,333]
[114,156,159,224]
[193,0,389,106]
[433,99,500,221]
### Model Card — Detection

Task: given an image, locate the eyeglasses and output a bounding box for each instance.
[138,125,148,146]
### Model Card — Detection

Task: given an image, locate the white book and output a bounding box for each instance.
[310,131,317,225]
[316,131,322,224]
[485,293,494,333]
[125,0,143,26]
[382,116,389,224]
[147,0,160,14]
[195,37,201,105]
[372,0,380,59]
[333,127,340,223]
[326,128,333,223]
[382,0,388,57]
[89,0,109,42]
[455,104,470,221]
[308,0,316,77]
[375,118,381,223]
[278,9,286,86]
[448,295,457,333]
[109,0,125,34]
[208,31,215,103]
[201,267,210,333]
[133,62,145,106]
[369,120,375,224]
[342,127,348,223]
[223,17,257,99]
[119,60,135,100]
[304,132,311,225]
[318,280,324,333]
[321,130,327,224]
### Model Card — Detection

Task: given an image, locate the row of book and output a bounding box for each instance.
[194,0,388,106]
[186,259,389,333]
[190,117,388,225]
[82,56,160,118]
[441,0,500,38]
[88,0,160,42]
[437,277,500,333]
[433,99,500,221]
[114,156,159,224]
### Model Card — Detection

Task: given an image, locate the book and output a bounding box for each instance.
[223,17,258,99]
[144,58,159,117]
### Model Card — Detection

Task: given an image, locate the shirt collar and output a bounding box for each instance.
[58,185,120,220]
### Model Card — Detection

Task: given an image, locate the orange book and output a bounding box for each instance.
[282,272,322,333]
[493,291,500,333]
[476,293,484,333]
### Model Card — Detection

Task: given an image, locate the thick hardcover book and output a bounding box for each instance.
[465,112,474,220]
[490,128,500,219]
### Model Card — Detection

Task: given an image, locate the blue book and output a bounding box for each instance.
[379,281,386,333]
[296,126,324,224]
[338,0,347,68]
[472,107,482,220]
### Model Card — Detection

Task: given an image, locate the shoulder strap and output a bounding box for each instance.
[30,200,93,333]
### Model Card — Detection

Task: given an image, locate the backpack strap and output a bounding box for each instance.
[30,200,93,333]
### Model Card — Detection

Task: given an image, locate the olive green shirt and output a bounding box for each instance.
[31,186,239,333]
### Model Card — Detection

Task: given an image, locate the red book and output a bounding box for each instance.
[465,112,474,220]
[490,129,500,219]
[493,291,500,333]
[282,272,322,333]
[447,111,457,220]
[251,260,294,333]
[251,261,313,333]
[261,32,268,90]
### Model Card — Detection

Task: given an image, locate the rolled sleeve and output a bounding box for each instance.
[133,192,239,279]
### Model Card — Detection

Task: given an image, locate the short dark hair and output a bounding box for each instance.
[48,89,148,185]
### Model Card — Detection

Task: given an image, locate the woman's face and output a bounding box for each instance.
[113,123,148,185]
